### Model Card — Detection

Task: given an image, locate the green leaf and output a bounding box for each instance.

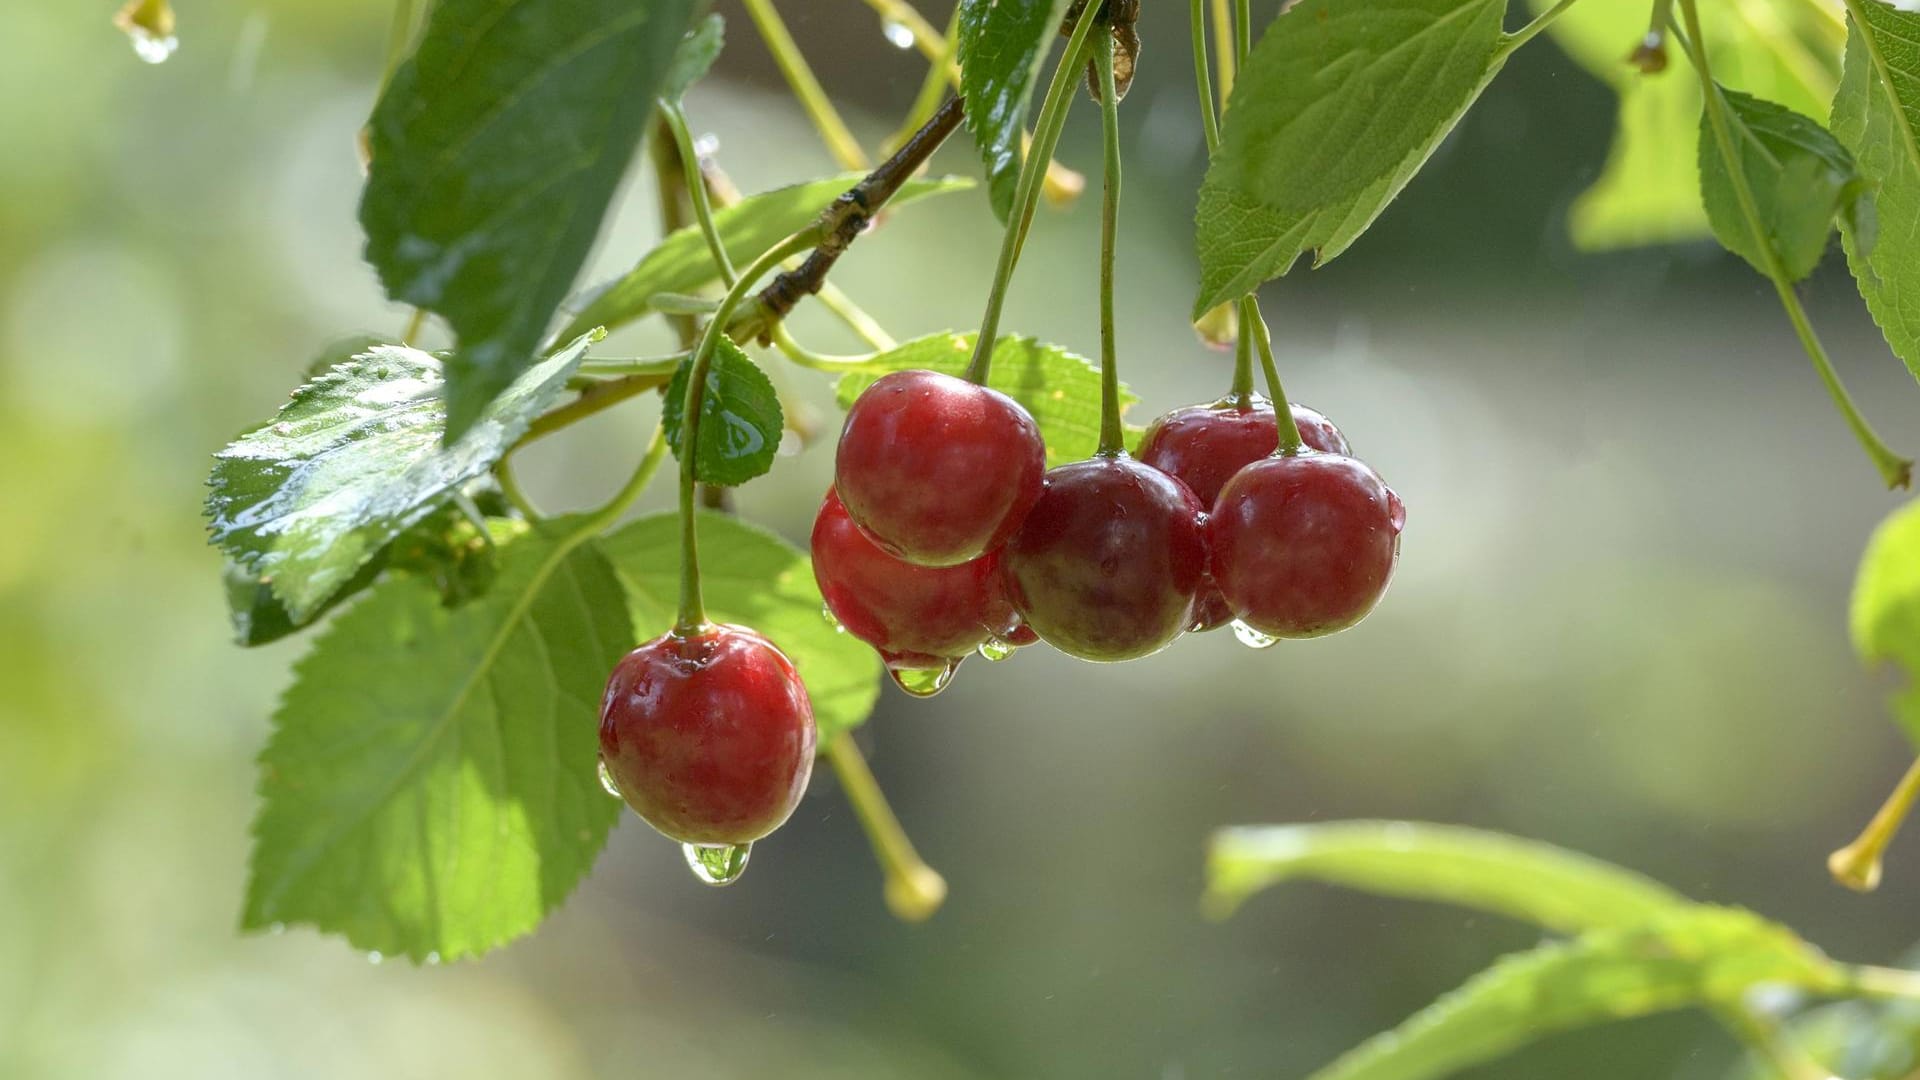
[1205,822,1686,931]
[557,174,971,343]
[1192,0,1508,314]
[206,335,592,623]
[1833,0,1920,384]
[957,0,1071,220]
[600,511,881,742]
[360,0,701,440]
[1699,88,1870,282]
[662,13,724,101]
[1726,997,1920,1080]
[1533,0,1840,251]
[661,337,783,487]
[243,522,633,961]
[224,558,381,648]
[1852,499,1920,741]
[1306,907,1847,1080]
[832,332,1130,467]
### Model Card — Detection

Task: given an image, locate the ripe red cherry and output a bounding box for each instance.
[835,369,1046,567]
[599,624,816,845]
[1210,451,1404,639]
[1138,396,1349,631]
[1002,454,1209,661]
[811,488,1017,671]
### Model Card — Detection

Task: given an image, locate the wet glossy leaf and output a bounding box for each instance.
[244,523,632,962]
[601,511,881,742]
[205,335,592,623]
[360,0,701,440]
[1699,88,1870,282]
[1852,499,1920,742]
[1833,0,1920,383]
[557,175,970,343]
[661,337,782,488]
[957,0,1072,220]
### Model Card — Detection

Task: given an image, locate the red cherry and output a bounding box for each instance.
[1210,451,1404,639]
[811,488,1017,671]
[835,369,1046,567]
[1138,396,1348,631]
[599,624,816,845]
[1002,454,1209,662]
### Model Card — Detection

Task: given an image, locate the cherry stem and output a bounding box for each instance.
[1190,0,1221,154]
[1243,297,1301,453]
[1095,26,1126,456]
[660,99,736,288]
[1675,1,1912,490]
[587,422,671,534]
[826,733,948,922]
[887,2,960,152]
[1829,754,1920,892]
[1210,0,1236,104]
[961,0,1106,385]
[675,231,820,635]
[1232,0,1251,71]
[741,0,871,170]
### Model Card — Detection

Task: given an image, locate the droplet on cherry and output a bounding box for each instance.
[885,654,962,698]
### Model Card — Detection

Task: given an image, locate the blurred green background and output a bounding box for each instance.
[4,1,1919,1077]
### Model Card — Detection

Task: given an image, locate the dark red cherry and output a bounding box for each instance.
[599,624,816,845]
[1001,454,1209,662]
[835,369,1046,567]
[811,488,1017,670]
[1138,396,1348,631]
[1210,452,1404,639]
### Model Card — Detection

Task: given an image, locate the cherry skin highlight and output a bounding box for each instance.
[1210,451,1404,639]
[1002,454,1209,662]
[835,369,1046,567]
[1138,396,1348,631]
[599,624,816,846]
[811,488,1017,670]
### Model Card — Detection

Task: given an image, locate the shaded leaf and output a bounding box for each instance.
[1833,0,1920,383]
[600,511,881,742]
[832,331,1131,466]
[557,175,970,342]
[1726,996,1920,1080]
[661,337,782,487]
[206,335,593,622]
[1852,499,1920,741]
[360,0,701,439]
[1699,88,1869,281]
[243,523,633,961]
[662,13,724,101]
[957,0,1072,220]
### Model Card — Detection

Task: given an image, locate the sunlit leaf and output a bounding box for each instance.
[661,337,783,488]
[1852,499,1920,741]
[957,0,1072,220]
[1833,0,1920,384]
[1699,87,1871,281]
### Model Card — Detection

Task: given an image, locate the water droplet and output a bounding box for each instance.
[887,657,960,697]
[596,757,623,799]
[820,603,849,633]
[115,0,179,64]
[881,18,915,49]
[367,950,384,965]
[267,922,286,935]
[1231,620,1278,650]
[693,133,721,158]
[128,27,178,63]
[1385,487,1406,533]
[977,638,1015,662]
[683,842,751,886]
[424,951,442,966]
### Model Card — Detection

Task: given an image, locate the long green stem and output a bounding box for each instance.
[494,457,542,520]
[675,232,821,633]
[1244,297,1301,452]
[826,733,947,922]
[587,423,671,533]
[1095,28,1126,456]
[1830,754,1920,891]
[1677,2,1912,489]
[1191,0,1221,154]
[962,0,1105,384]
[1713,1006,1830,1080]
[1233,0,1251,66]
[1496,0,1584,59]
[659,99,736,287]
[1229,311,1254,400]
[856,0,944,59]
[1211,0,1236,103]
[888,3,961,152]
[1843,963,1920,1002]
[743,0,870,170]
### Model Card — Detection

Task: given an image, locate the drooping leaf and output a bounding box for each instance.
[1192,0,1508,314]
[662,13,725,101]
[243,522,633,961]
[1699,88,1871,281]
[360,0,701,440]
[1852,499,1920,741]
[1205,822,1686,931]
[206,335,593,622]
[1304,907,1846,1080]
[1833,0,1920,383]
[600,511,881,742]
[557,175,971,342]
[833,332,1130,466]
[661,337,782,487]
[224,558,382,648]
[957,0,1072,220]
[1533,0,1840,251]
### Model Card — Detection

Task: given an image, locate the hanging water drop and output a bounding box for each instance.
[881,19,916,50]
[683,842,751,886]
[1231,620,1278,650]
[367,950,384,965]
[424,951,442,966]
[115,0,179,64]
[597,757,623,799]
[977,638,1015,662]
[887,657,960,698]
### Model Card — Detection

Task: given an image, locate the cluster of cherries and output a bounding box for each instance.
[813,367,1405,682]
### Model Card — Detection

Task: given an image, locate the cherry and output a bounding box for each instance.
[835,369,1046,566]
[1001,454,1209,662]
[599,624,816,846]
[1138,396,1349,631]
[811,488,1017,672]
[1210,451,1404,639]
